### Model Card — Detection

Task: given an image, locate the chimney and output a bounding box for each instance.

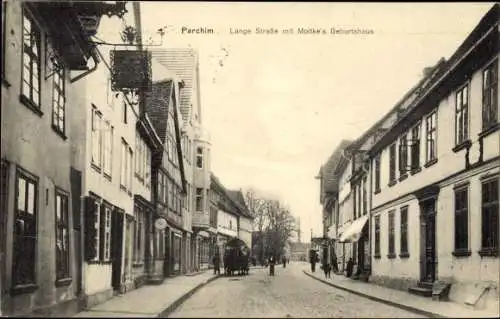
[422,66,434,78]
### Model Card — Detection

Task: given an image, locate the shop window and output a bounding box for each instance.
[399,206,409,257]
[13,168,38,288]
[480,178,499,256]
[387,211,395,258]
[374,216,380,258]
[55,189,70,280]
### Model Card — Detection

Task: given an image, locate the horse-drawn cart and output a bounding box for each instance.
[223,237,250,276]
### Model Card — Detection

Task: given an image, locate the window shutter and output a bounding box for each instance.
[84,197,97,261]
[99,204,106,261]
[411,140,420,168]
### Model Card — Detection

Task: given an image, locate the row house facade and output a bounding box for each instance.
[210,174,253,267]
[316,140,351,269]
[368,4,498,311]
[152,48,213,272]
[333,58,445,277]
[0,1,128,316]
[145,76,188,281]
[318,3,498,313]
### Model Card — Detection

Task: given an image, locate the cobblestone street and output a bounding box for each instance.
[168,262,425,318]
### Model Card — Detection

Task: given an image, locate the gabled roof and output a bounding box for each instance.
[144,79,187,192]
[318,139,353,194]
[226,189,253,219]
[151,48,198,123]
[369,4,498,155]
[210,173,253,219]
[144,79,173,144]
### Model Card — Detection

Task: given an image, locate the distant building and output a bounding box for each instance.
[289,242,311,261]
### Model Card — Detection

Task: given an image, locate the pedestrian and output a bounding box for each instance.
[269,255,276,276]
[323,263,332,278]
[212,252,220,275]
[310,250,317,273]
[346,257,354,277]
[282,255,287,268]
[331,253,338,275]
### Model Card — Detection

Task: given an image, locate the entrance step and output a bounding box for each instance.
[409,282,433,297]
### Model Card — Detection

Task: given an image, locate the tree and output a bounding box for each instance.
[244,189,296,263]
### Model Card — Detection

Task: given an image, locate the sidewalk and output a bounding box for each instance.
[303,266,498,318]
[73,271,219,318]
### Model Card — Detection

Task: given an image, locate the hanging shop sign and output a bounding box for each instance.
[110,49,152,92]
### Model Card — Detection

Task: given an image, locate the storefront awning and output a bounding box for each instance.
[339,215,369,243]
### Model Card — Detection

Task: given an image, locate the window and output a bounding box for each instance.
[482,60,498,130]
[91,107,102,168]
[145,147,151,188]
[480,178,498,256]
[135,132,142,179]
[103,122,113,178]
[90,200,100,261]
[400,206,408,257]
[410,123,421,170]
[122,101,128,124]
[388,210,395,258]
[13,169,38,287]
[374,216,380,258]
[389,144,396,184]
[21,10,41,108]
[362,177,367,215]
[195,188,203,211]
[454,187,469,255]
[2,1,8,82]
[100,205,112,261]
[399,133,408,177]
[51,57,66,135]
[374,155,381,193]
[134,207,145,264]
[55,189,70,280]
[155,229,165,259]
[157,171,165,203]
[425,111,437,164]
[455,85,469,145]
[120,140,133,192]
[196,147,204,169]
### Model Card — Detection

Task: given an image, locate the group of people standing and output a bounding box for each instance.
[310,250,355,280]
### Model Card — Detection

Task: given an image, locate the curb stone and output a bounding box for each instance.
[303,270,446,318]
[157,275,220,318]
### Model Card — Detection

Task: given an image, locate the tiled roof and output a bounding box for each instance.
[144,80,173,143]
[151,48,198,123]
[320,139,353,194]
[210,173,253,219]
[226,190,253,219]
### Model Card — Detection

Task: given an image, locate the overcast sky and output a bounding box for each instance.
[104,2,494,241]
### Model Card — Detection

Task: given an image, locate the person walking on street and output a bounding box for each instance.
[310,250,318,273]
[212,252,220,275]
[269,255,276,276]
[346,257,354,277]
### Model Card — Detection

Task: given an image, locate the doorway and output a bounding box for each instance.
[421,199,436,283]
[111,209,124,292]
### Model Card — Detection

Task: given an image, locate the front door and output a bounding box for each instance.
[111,210,124,291]
[422,200,436,283]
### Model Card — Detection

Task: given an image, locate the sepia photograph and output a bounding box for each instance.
[0,1,498,318]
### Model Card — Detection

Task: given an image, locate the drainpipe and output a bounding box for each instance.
[70,49,100,83]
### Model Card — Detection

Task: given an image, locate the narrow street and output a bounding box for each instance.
[168,262,425,318]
